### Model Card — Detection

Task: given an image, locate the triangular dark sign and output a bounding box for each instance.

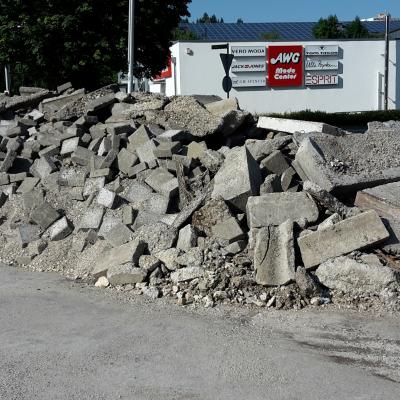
[220,54,234,75]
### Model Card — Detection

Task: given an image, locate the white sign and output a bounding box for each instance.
[231,61,266,73]
[305,74,339,86]
[305,45,339,56]
[305,59,339,71]
[232,76,267,87]
[231,46,266,57]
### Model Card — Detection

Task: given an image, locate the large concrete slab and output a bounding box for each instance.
[212,146,261,212]
[254,220,295,286]
[298,210,389,269]
[295,132,400,194]
[246,193,319,229]
[257,117,340,135]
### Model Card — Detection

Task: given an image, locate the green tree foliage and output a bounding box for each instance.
[313,15,343,39]
[172,27,198,40]
[344,16,371,38]
[0,0,191,91]
[313,15,372,39]
[196,13,224,23]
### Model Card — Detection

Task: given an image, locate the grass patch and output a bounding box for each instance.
[261,109,400,128]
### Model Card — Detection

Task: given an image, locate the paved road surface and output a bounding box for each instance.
[1,265,399,400]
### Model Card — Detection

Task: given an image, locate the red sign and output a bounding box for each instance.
[154,57,172,81]
[268,45,303,87]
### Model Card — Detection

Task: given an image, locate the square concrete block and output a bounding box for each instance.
[145,168,178,199]
[96,188,116,209]
[30,202,60,229]
[211,217,245,244]
[79,206,105,231]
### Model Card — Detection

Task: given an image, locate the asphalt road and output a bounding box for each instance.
[1,264,400,400]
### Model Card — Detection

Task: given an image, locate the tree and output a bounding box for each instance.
[237,18,244,24]
[0,0,191,91]
[172,27,198,40]
[196,12,224,23]
[313,15,343,39]
[345,16,370,38]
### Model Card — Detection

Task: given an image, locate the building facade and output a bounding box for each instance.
[150,39,400,114]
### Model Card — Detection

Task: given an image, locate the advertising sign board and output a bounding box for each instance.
[305,45,339,56]
[154,57,172,81]
[232,76,267,87]
[231,61,266,73]
[231,46,266,57]
[305,74,339,86]
[268,45,303,87]
[305,59,339,71]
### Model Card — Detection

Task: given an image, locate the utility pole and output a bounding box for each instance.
[4,64,11,94]
[127,0,135,94]
[384,13,390,110]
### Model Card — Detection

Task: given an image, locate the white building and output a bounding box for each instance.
[150,39,400,114]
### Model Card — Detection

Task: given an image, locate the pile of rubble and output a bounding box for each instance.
[1,83,400,311]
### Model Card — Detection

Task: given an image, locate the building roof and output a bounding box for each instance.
[179,21,400,41]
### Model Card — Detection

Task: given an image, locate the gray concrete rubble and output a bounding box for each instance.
[1,85,400,310]
[298,210,389,269]
[246,193,319,229]
[295,132,400,194]
[316,255,400,294]
[254,220,295,286]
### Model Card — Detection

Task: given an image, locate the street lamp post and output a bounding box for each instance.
[384,13,390,111]
[127,0,135,93]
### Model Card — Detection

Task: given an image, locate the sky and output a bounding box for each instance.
[188,0,400,23]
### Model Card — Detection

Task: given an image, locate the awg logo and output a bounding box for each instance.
[268,45,304,87]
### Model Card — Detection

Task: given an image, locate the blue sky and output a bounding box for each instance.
[188,0,400,22]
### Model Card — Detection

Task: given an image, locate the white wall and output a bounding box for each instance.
[154,40,399,114]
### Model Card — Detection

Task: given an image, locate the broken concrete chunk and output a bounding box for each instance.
[254,220,295,286]
[298,210,389,269]
[79,206,105,231]
[246,193,319,230]
[212,146,261,212]
[155,248,180,271]
[96,188,116,209]
[48,217,72,241]
[92,239,146,278]
[316,256,400,294]
[171,266,204,283]
[16,177,40,194]
[176,224,198,252]
[83,177,105,197]
[105,223,134,247]
[211,217,245,244]
[139,255,161,273]
[145,168,178,199]
[117,148,138,175]
[30,203,60,230]
[245,136,292,162]
[31,156,57,179]
[60,137,79,155]
[132,222,177,254]
[261,150,290,175]
[107,263,146,286]
[17,224,42,247]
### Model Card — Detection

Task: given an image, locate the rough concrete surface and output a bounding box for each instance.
[1,265,400,400]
